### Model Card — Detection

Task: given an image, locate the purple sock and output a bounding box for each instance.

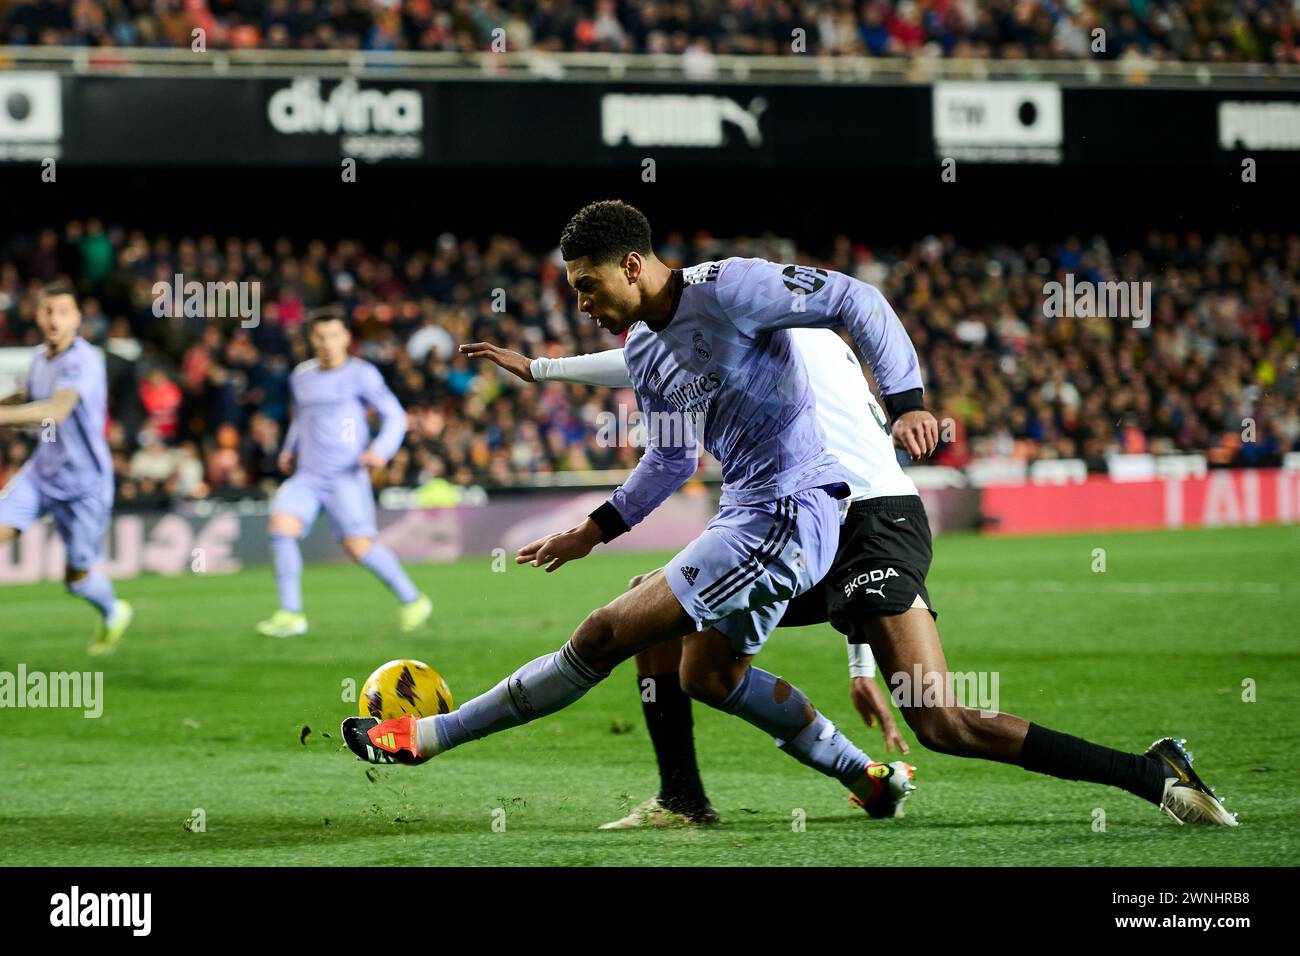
[359,544,419,604]
[269,534,303,613]
[721,667,871,785]
[67,572,117,621]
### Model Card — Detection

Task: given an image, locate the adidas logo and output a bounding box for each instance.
[681,566,699,585]
[376,732,396,750]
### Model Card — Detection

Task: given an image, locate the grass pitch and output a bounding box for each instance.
[2,525,1297,866]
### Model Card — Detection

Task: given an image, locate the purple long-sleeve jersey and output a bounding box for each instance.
[26,337,113,500]
[283,357,407,476]
[599,257,923,535]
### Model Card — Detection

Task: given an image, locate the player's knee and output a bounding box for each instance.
[678,664,731,708]
[905,707,969,755]
[0,525,17,544]
[342,537,372,561]
[268,515,301,538]
[625,568,662,592]
[571,606,619,668]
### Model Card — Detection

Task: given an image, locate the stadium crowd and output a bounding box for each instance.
[2,0,1298,64]
[0,220,1297,505]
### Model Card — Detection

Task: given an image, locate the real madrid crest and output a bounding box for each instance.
[692,330,711,363]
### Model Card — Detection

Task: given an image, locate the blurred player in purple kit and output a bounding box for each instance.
[256,313,432,637]
[0,283,132,655]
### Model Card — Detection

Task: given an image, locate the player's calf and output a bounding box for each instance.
[900,704,1025,762]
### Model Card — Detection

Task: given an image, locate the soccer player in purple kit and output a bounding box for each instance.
[343,203,918,817]
[0,283,132,655]
[343,201,1236,827]
[256,313,432,638]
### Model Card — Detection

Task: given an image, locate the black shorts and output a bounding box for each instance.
[779,495,935,637]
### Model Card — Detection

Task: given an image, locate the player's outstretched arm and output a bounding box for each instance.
[461,342,634,388]
[0,388,78,427]
[459,342,535,382]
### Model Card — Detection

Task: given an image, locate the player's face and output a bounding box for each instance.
[566,255,641,335]
[36,294,81,350]
[310,319,351,368]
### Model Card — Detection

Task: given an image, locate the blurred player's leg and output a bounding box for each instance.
[260,497,311,636]
[2,471,129,653]
[331,469,430,632]
[53,492,129,655]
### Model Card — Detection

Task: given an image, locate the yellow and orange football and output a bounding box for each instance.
[359,659,454,720]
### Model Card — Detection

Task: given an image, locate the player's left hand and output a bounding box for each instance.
[517,519,603,573]
[358,449,386,470]
[850,676,910,755]
[891,409,940,461]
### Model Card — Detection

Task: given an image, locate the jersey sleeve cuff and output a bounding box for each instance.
[847,641,877,679]
[883,388,925,420]
[589,501,630,543]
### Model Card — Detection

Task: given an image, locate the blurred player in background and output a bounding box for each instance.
[256,312,432,638]
[0,283,131,655]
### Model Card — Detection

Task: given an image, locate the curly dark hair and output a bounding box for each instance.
[559,199,653,264]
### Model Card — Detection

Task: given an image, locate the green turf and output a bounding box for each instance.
[2,524,1298,866]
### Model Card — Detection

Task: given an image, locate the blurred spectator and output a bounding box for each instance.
[4,1,1299,64]
[138,367,183,440]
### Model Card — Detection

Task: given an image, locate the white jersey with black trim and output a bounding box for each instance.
[530,326,918,502]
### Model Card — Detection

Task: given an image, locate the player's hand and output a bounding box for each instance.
[891,409,940,461]
[459,342,534,382]
[358,449,386,470]
[517,518,603,573]
[850,676,910,755]
[277,451,295,475]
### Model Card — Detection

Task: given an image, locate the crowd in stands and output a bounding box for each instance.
[0,219,1296,505]
[3,0,1299,65]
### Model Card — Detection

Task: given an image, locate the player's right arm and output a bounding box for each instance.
[0,388,79,426]
[460,342,634,388]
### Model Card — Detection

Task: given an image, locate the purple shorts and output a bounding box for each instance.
[270,468,377,540]
[0,465,113,571]
[664,487,840,655]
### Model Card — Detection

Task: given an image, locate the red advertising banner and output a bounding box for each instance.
[981,468,1300,535]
